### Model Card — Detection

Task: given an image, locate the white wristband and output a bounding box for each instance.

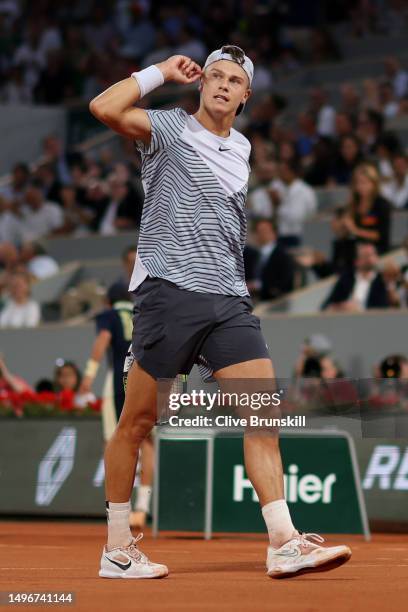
[131,65,164,98]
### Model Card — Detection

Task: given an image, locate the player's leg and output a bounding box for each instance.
[100,361,168,579]
[105,361,156,504]
[214,357,351,578]
[214,358,295,547]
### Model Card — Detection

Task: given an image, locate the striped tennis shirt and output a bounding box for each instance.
[129,107,251,296]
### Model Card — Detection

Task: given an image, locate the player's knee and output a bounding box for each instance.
[117,415,155,445]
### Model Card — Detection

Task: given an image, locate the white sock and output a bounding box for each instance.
[106,501,133,550]
[262,499,296,549]
[134,485,152,514]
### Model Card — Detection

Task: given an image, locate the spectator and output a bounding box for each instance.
[54,359,82,393]
[377,354,408,379]
[334,112,354,140]
[1,162,30,204]
[98,175,142,235]
[382,258,403,307]
[1,65,32,104]
[83,180,110,232]
[35,163,62,204]
[340,83,360,116]
[141,29,172,68]
[303,137,336,186]
[296,112,318,159]
[379,81,400,119]
[118,5,155,59]
[35,50,74,104]
[244,219,295,301]
[309,28,342,64]
[375,131,401,180]
[57,184,94,235]
[0,270,41,328]
[13,21,46,93]
[20,243,59,280]
[356,109,384,155]
[174,26,207,63]
[322,243,389,311]
[109,245,137,299]
[330,135,363,185]
[42,135,71,185]
[84,5,118,53]
[361,78,381,113]
[0,353,32,393]
[309,87,336,137]
[0,195,21,247]
[332,164,391,257]
[294,333,333,378]
[384,56,408,99]
[270,159,317,248]
[381,153,408,209]
[19,181,63,243]
[247,152,277,220]
[278,140,300,165]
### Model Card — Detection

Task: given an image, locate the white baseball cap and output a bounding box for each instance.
[203,44,254,114]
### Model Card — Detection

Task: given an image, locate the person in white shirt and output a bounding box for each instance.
[13,22,47,91]
[0,271,40,328]
[0,162,30,205]
[0,194,22,247]
[309,87,336,137]
[384,56,408,99]
[19,182,63,243]
[20,243,59,280]
[381,154,408,209]
[269,159,317,247]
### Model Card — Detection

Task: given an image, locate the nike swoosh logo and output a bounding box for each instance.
[219,146,231,152]
[105,556,131,571]
[274,550,299,558]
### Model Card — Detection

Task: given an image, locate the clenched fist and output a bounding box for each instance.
[156,55,202,84]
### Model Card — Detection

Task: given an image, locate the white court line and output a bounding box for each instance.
[350,563,408,567]
[0,544,64,549]
[2,545,195,554]
[0,568,81,571]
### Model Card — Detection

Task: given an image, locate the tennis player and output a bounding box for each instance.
[90,45,352,579]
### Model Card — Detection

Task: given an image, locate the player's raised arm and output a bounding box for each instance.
[89,55,202,143]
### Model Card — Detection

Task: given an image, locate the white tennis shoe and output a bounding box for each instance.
[267,532,351,578]
[99,534,168,579]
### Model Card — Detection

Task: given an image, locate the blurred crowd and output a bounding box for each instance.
[0,0,371,104]
[1,1,408,330]
[1,0,408,104]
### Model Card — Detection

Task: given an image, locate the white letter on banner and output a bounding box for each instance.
[393,449,408,490]
[93,458,105,487]
[35,427,77,506]
[362,445,400,490]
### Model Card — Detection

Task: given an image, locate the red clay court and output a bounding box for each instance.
[1,521,408,612]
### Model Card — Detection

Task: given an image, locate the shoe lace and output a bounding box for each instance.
[297,532,325,547]
[125,533,149,564]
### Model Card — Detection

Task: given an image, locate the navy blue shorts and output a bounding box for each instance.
[131,277,270,380]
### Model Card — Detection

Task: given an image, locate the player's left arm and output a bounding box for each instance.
[79,330,112,394]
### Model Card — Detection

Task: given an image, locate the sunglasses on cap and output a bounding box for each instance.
[221,45,245,65]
